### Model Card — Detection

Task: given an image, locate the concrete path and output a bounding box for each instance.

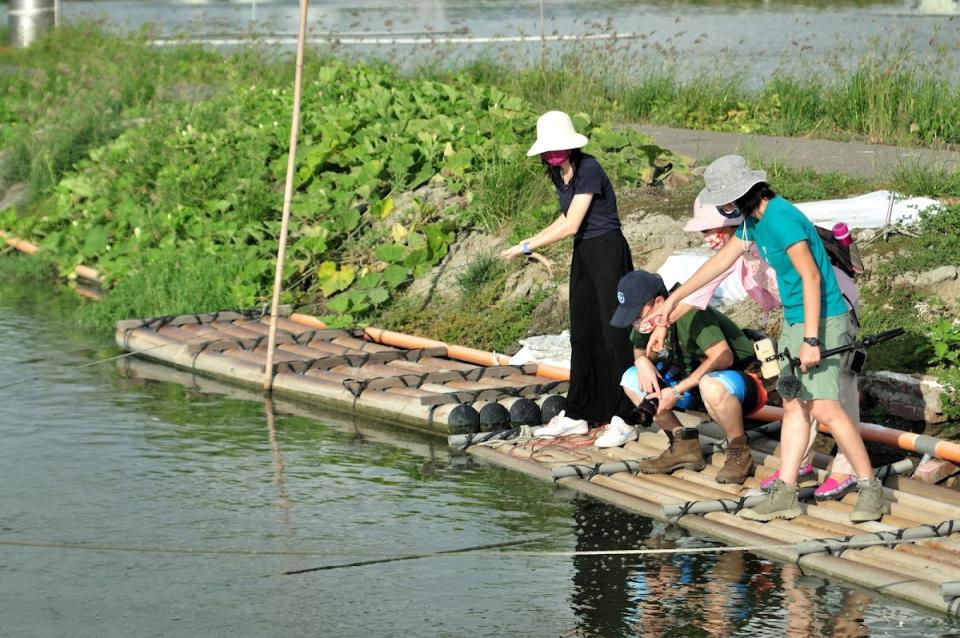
[629,125,960,178]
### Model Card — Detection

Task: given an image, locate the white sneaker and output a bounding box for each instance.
[594,416,638,448]
[533,410,588,437]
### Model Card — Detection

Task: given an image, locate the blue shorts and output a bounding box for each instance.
[702,369,766,416]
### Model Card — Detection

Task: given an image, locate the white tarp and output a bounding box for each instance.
[658,249,747,309]
[509,331,572,369]
[795,190,940,229]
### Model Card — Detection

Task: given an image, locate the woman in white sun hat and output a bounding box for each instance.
[641,155,883,524]
[501,111,634,438]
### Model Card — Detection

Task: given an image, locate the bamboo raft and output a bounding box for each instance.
[114,307,960,616]
[115,307,571,436]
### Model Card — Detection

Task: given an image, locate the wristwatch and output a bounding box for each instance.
[521,241,533,255]
[803,336,821,347]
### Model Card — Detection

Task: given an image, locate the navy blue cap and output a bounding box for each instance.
[609,271,667,328]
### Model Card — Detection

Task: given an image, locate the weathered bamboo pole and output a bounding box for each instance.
[263,0,310,391]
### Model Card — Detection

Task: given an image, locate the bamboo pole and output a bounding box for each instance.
[264,0,310,391]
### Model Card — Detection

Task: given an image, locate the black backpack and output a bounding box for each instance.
[815,225,863,279]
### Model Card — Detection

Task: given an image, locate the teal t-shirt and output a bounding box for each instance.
[735,196,846,324]
[630,306,755,370]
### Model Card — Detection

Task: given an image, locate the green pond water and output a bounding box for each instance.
[0,271,957,637]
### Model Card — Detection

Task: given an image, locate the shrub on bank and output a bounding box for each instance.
[0,25,681,333]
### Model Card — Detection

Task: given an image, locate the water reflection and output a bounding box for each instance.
[568,499,878,638]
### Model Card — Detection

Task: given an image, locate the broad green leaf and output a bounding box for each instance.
[382,264,408,287]
[82,226,109,257]
[358,272,383,289]
[318,263,355,297]
[374,243,406,262]
[326,293,351,313]
[367,287,389,305]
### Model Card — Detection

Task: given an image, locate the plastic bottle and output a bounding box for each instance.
[832,222,864,274]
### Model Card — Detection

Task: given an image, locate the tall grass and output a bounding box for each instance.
[438,32,960,148]
[891,162,960,199]
[78,245,260,329]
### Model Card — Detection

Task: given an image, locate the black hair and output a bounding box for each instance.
[734,182,777,216]
[542,148,589,177]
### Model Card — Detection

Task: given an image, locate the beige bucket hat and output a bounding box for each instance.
[526,111,589,156]
[698,155,767,206]
[683,196,743,232]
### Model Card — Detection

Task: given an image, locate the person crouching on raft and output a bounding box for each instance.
[501,111,634,436]
[601,270,766,485]
[640,155,884,523]
[649,197,863,501]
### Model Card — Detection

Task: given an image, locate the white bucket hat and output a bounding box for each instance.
[683,195,743,232]
[698,155,767,206]
[526,111,589,157]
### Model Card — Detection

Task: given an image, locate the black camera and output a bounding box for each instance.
[627,396,660,427]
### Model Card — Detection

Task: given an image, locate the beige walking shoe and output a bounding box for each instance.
[637,428,705,474]
[740,479,802,521]
[716,436,756,485]
[849,477,886,523]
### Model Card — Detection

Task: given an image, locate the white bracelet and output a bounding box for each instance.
[521,241,532,255]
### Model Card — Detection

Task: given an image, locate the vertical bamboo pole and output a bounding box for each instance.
[264,0,310,391]
[538,0,546,65]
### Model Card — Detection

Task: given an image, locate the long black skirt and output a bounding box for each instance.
[566,230,635,423]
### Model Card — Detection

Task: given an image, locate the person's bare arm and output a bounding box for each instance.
[500,194,592,259]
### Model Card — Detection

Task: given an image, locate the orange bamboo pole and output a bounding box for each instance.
[363,325,570,379]
[753,405,960,464]
[1,230,103,283]
[0,231,40,254]
[288,313,328,330]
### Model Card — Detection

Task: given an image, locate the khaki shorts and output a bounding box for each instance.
[778,313,854,402]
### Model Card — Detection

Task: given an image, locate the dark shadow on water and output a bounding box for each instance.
[566,498,882,638]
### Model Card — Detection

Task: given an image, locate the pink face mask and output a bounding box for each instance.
[541,150,571,166]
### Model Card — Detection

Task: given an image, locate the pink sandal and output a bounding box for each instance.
[760,463,815,490]
[814,475,857,500]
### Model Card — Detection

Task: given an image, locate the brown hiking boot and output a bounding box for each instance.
[716,436,756,485]
[637,428,705,474]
